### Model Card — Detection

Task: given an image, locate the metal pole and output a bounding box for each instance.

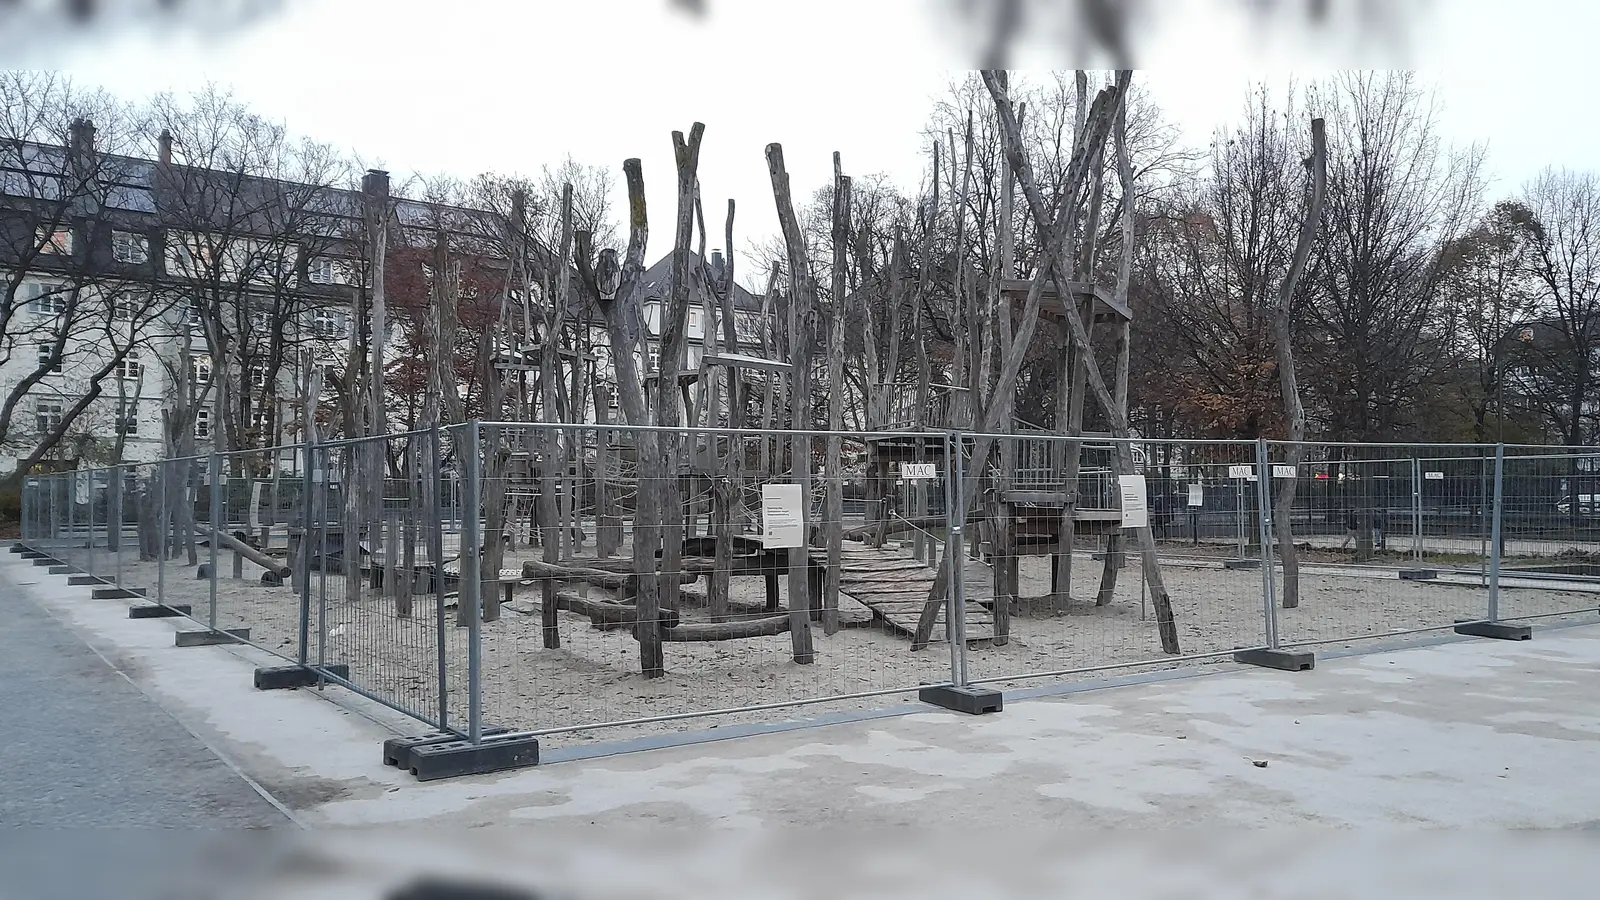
[21,477,31,544]
[949,430,969,686]
[1255,438,1280,648]
[298,441,314,667]
[1235,473,1246,560]
[940,433,960,686]
[1478,454,1489,586]
[431,424,449,732]
[112,465,123,587]
[157,461,167,604]
[86,468,96,577]
[1488,443,1505,622]
[462,422,484,744]
[1411,456,1423,562]
[209,452,221,630]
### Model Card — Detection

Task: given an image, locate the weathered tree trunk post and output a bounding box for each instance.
[981,68,1182,654]
[822,153,851,635]
[767,142,817,664]
[539,184,575,648]
[578,158,665,677]
[1272,116,1327,609]
[709,200,740,622]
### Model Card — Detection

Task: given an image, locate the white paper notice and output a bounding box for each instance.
[901,463,937,481]
[761,484,806,549]
[1187,483,1204,508]
[247,481,263,530]
[1118,474,1149,528]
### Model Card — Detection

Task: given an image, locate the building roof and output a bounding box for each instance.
[639,250,764,312]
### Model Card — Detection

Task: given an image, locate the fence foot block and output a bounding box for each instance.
[67,574,104,586]
[409,733,541,781]
[919,684,1003,715]
[20,550,48,560]
[128,604,191,619]
[1453,620,1532,641]
[93,587,145,600]
[10,543,29,553]
[253,664,350,690]
[47,565,79,575]
[31,556,62,567]
[383,726,512,769]
[1233,648,1315,671]
[1399,569,1439,581]
[175,627,250,647]
[1223,559,1262,570]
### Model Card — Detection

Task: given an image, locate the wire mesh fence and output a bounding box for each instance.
[13,427,1600,757]
[960,433,1274,688]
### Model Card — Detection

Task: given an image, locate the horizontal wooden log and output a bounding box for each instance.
[660,615,791,642]
[525,559,631,590]
[199,528,291,578]
[553,591,681,630]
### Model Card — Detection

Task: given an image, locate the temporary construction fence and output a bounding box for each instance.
[15,424,1600,779]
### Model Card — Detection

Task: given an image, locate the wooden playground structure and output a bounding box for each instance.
[146,72,1195,681]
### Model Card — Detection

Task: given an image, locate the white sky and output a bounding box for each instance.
[13,0,1600,286]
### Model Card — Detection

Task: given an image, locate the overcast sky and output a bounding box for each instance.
[11,0,1599,286]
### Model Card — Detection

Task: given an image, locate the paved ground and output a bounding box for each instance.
[6,552,1600,899]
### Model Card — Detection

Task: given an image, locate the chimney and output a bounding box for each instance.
[710,249,726,279]
[361,168,390,199]
[157,128,173,166]
[68,117,96,165]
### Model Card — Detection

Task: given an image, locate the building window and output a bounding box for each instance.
[112,230,149,265]
[35,400,64,434]
[116,405,139,436]
[27,282,67,318]
[186,304,205,331]
[190,357,212,387]
[112,298,140,321]
[312,307,348,339]
[249,361,270,388]
[248,310,272,332]
[36,225,73,256]
[195,408,211,439]
[307,256,338,285]
[36,342,62,374]
[114,348,142,380]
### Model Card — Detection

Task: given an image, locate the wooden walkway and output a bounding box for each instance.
[836,540,993,645]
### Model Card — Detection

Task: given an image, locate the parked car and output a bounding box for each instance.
[1554,494,1600,517]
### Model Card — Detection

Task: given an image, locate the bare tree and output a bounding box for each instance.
[0,72,169,481]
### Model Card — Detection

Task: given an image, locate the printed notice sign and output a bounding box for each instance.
[761,484,806,549]
[901,463,938,481]
[1424,471,1445,480]
[1228,465,1253,479]
[1187,483,1205,508]
[1273,465,1297,479]
[1118,474,1150,529]
[248,481,264,530]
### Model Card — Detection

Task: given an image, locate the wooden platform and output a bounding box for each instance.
[836,540,993,645]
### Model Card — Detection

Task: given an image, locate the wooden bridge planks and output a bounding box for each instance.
[835,540,992,645]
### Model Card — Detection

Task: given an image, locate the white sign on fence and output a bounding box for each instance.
[1228,465,1253,479]
[901,463,938,481]
[247,481,264,530]
[1273,465,1297,479]
[1187,483,1205,508]
[1424,471,1445,480]
[1118,474,1150,528]
[761,484,806,549]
